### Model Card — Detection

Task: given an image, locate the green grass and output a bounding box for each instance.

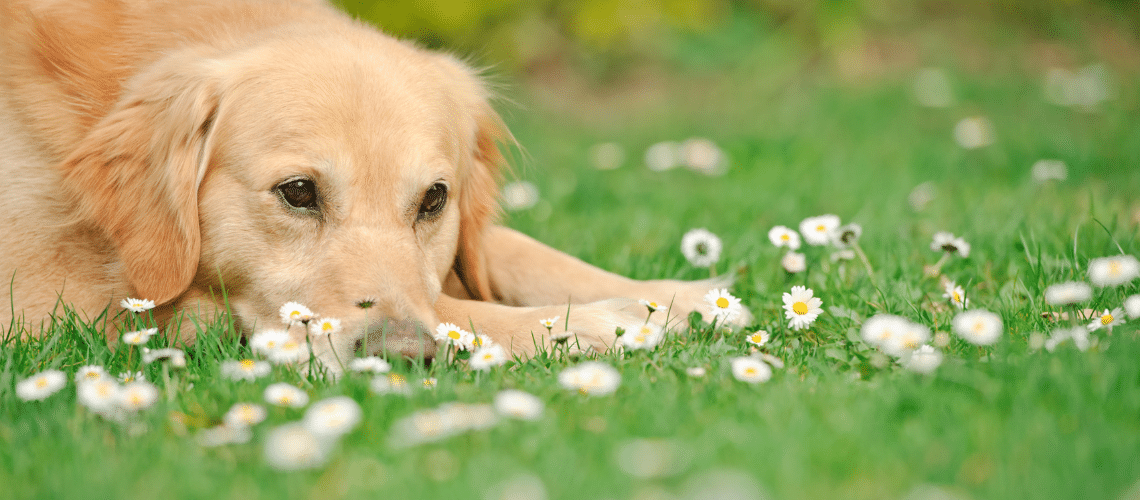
[3,15,1140,500]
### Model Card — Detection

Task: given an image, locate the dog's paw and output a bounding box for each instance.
[496,298,653,355]
[635,277,753,328]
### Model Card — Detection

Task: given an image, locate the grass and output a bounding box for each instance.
[3,12,1140,500]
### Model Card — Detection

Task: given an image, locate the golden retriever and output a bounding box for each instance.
[0,0,746,370]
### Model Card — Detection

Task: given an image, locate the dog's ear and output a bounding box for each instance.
[453,100,508,301]
[59,53,223,305]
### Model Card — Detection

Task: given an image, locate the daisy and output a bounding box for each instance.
[16,369,66,401]
[930,232,970,257]
[705,288,743,324]
[224,403,268,428]
[1044,282,1093,306]
[883,321,931,358]
[685,367,707,377]
[781,251,806,274]
[782,286,823,331]
[421,377,437,389]
[745,330,769,347]
[264,383,309,408]
[901,345,943,374]
[1088,255,1140,287]
[348,356,391,374]
[952,309,1003,345]
[1087,308,1125,332]
[220,359,271,381]
[767,226,801,250]
[371,373,412,396]
[618,323,664,351]
[469,344,507,371]
[1126,295,1140,319]
[197,425,252,448]
[830,249,856,262]
[142,348,186,368]
[758,353,785,369]
[117,381,159,411]
[799,215,841,246]
[469,334,494,350]
[942,282,969,309]
[433,322,470,348]
[539,317,560,330]
[638,300,661,313]
[558,362,621,396]
[78,378,120,414]
[264,423,332,471]
[120,297,156,313]
[250,329,290,356]
[121,328,158,346]
[730,357,772,384]
[303,396,362,437]
[268,340,304,364]
[279,302,314,325]
[550,330,574,344]
[861,314,909,348]
[118,371,144,383]
[680,228,722,268]
[829,223,863,248]
[308,317,341,336]
[493,390,544,421]
[74,365,107,383]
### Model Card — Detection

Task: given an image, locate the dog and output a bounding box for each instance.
[0,0,747,370]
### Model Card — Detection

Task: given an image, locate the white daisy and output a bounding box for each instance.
[224,403,268,428]
[781,251,806,274]
[77,378,120,414]
[883,321,931,358]
[141,348,186,368]
[618,323,664,351]
[558,362,621,396]
[120,297,156,313]
[644,141,681,172]
[1031,159,1068,183]
[901,345,943,374]
[303,396,362,437]
[861,314,910,348]
[704,288,743,324]
[539,317,559,330]
[1044,281,1093,306]
[685,367,707,377]
[1046,326,1090,352]
[117,371,144,383]
[308,317,341,336]
[638,300,661,313]
[197,425,252,448]
[264,383,309,409]
[279,302,314,325]
[782,286,823,331]
[433,323,470,348]
[758,353,785,369]
[348,356,391,374]
[953,116,995,149]
[829,223,863,248]
[250,329,290,356]
[469,334,494,350]
[493,390,544,421]
[117,381,159,411]
[264,423,332,471]
[942,282,969,309]
[830,249,856,262]
[500,180,540,211]
[932,331,951,348]
[268,340,304,364]
[74,365,108,383]
[550,330,574,344]
[799,215,841,246]
[469,344,507,371]
[745,330,769,347]
[421,377,438,389]
[1087,308,1125,332]
[730,357,772,384]
[680,228,722,268]
[121,328,158,346]
[16,369,66,401]
[371,373,412,396]
[1088,255,1140,287]
[1126,295,1140,319]
[220,359,271,381]
[930,232,970,257]
[952,309,1003,345]
[767,226,802,250]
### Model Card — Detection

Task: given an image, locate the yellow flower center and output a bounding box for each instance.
[972,322,985,333]
[483,353,494,361]
[472,337,483,347]
[716,297,729,309]
[266,340,278,349]
[36,378,47,388]
[129,394,142,405]
[903,338,918,349]
[279,395,292,404]
[390,374,406,387]
[289,310,301,319]
[1109,261,1121,276]
[322,322,333,332]
[448,330,461,340]
[85,372,100,379]
[816,224,826,232]
[780,234,789,241]
[743,367,757,376]
[578,388,588,395]
[792,301,808,315]
[750,334,762,343]
[97,385,112,397]
[240,359,256,370]
[953,292,962,302]
[1101,314,1113,325]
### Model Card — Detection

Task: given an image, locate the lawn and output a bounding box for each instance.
[3,4,1140,500]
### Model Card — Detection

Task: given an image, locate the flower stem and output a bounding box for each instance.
[852,241,876,278]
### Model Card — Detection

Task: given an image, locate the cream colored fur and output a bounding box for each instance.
[0,0,747,371]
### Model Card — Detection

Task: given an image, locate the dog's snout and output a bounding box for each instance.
[362,317,437,361]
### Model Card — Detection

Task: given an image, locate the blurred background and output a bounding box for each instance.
[332,0,1139,279]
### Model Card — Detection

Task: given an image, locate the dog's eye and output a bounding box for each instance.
[417,183,447,219]
[277,179,318,210]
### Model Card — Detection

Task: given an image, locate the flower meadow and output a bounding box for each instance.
[5,41,1140,500]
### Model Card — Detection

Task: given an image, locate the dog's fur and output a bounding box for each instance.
[0,0,745,369]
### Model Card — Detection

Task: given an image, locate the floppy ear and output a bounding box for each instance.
[453,102,508,301]
[59,53,222,305]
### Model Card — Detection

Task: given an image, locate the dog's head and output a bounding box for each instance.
[59,28,506,367]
